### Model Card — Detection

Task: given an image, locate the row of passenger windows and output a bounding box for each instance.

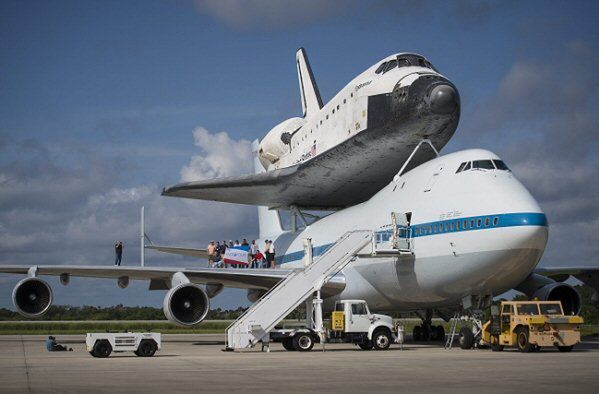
[413,216,500,237]
[375,54,437,75]
[295,92,356,147]
[456,159,510,174]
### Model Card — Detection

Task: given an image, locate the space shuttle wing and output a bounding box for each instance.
[161,165,320,207]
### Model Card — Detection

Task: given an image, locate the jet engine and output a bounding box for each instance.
[12,278,53,318]
[163,283,210,326]
[258,117,306,169]
[532,283,581,315]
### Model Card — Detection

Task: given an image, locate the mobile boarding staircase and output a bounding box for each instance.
[225,226,414,351]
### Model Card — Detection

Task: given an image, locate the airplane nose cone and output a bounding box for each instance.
[429,84,458,115]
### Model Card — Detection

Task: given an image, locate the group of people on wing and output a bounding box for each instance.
[207,239,276,269]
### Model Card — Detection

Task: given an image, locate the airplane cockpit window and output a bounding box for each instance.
[456,162,467,173]
[472,160,495,170]
[493,160,510,171]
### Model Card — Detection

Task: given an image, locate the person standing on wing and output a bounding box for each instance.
[114,241,123,266]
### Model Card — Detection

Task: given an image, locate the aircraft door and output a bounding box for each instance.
[423,164,444,192]
[391,212,412,251]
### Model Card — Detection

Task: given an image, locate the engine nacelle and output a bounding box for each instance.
[12,278,53,318]
[163,284,210,326]
[532,283,581,315]
[258,117,306,169]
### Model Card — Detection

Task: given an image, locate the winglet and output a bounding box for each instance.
[296,48,323,118]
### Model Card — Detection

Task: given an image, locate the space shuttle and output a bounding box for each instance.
[163,48,460,209]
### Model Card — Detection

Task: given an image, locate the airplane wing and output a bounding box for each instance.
[145,245,208,259]
[535,266,599,289]
[0,265,345,295]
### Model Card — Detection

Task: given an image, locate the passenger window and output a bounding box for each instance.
[470,219,475,228]
[477,219,482,227]
[493,217,499,226]
[433,224,438,232]
[375,62,387,74]
[343,99,346,104]
[493,160,510,171]
[383,59,398,73]
[449,222,454,231]
[337,105,340,110]
[326,115,329,120]
[485,218,490,227]
[428,226,432,233]
[456,220,460,230]
[332,109,335,114]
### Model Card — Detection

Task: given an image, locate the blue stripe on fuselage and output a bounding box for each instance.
[275,212,547,266]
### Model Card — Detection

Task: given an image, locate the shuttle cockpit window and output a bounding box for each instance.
[375,62,387,74]
[383,59,398,74]
[397,57,410,67]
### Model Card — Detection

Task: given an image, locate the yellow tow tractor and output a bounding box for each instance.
[482,300,583,352]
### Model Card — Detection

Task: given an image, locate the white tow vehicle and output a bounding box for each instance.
[86,332,161,358]
[271,300,401,351]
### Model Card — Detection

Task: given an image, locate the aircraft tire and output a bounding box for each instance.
[459,327,474,349]
[91,340,112,358]
[412,325,422,341]
[434,325,445,341]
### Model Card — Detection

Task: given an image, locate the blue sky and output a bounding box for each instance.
[1,0,598,309]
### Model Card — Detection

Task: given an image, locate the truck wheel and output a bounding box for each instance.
[515,327,533,353]
[292,333,314,352]
[459,327,474,349]
[282,338,295,351]
[372,329,392,350]
[556,345,573,352]
[137,340,157,357]
[412,325,422,341]
[91,340,112,358]
[358,340,373,350]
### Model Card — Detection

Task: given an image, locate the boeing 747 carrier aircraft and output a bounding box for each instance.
[163,48,460,209]
[2,145,597,342]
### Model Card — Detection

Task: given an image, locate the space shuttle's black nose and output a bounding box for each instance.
[429,84,458,115]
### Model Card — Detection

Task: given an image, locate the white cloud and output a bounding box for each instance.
[180,127,253,182]
[0,127,257,308]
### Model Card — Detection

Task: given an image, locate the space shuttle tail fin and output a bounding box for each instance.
[296,47,323,118]
[252,140,284,238]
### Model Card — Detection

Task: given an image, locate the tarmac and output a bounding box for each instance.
[0,334,597,393]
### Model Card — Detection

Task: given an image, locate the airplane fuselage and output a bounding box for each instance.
[261,149,548,312]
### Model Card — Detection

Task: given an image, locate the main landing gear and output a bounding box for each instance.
[412,309,446,342]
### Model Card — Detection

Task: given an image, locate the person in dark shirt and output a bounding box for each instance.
[114,241,123,266]
[46,336,71,351]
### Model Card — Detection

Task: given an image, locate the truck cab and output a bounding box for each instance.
[330,299,396,350]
